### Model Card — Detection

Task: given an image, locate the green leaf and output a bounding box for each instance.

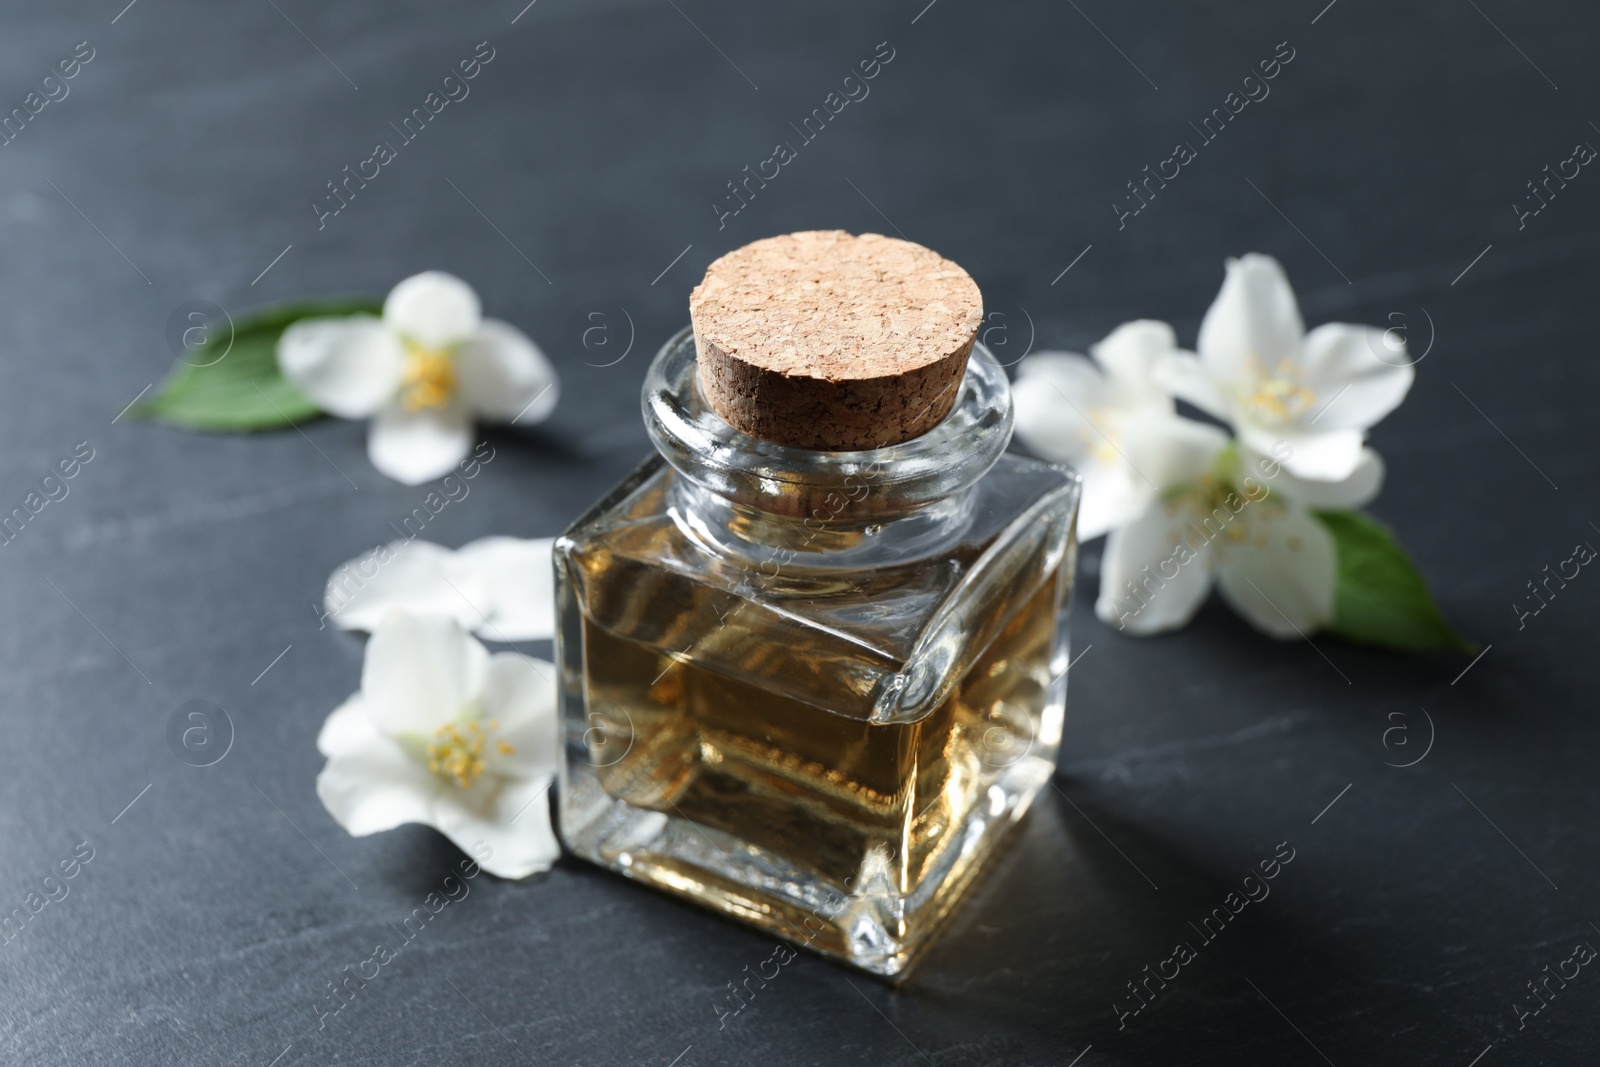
[132,298,382,431]
[1313,509,1475,654]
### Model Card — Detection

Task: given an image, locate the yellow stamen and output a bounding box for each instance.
[1242,357,1315,424]
[400,347,458,411]
[426,720,515,789]
[1079,406,1121,467]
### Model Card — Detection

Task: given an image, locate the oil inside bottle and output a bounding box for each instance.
[579,559,1061,895]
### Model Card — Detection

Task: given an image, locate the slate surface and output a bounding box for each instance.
[1,1,1596,1064]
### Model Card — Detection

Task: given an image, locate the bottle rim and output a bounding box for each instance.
[642,325,1013,514]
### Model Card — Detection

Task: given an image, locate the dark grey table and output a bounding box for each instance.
[2,1,1595,1064]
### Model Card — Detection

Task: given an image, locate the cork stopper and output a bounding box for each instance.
[690,230,983,451]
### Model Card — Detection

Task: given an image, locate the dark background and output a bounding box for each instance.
[1,1,1595,1064]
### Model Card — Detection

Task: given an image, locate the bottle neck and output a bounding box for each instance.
[664,470,979,572]
[642,326,1013,567]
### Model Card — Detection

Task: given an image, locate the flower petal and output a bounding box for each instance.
[1152,352,1233,423]
[455,320,561,425]
[368,402,475,486]
[277,316,403,418]
[1241,424,1365,482]
[1013,354,1172,540]
[1090,320,1179,404]
[1012,353,1114,467]
[1122,414,1232,490]
[384,271,481,348]
[450,537,557,641]
[1076,465,1157,542]
[479,653,559,780]
[317,693,382,758]
[1196,254,1305,390]
[1215,505,1336,639]
[1095,501,1217,635]
[316,735,440,836]
[1295,323,1415,432]
[362,613,489,738]
[434,775,560,879]
[323,540,468,633]
[1258,446,1385,508]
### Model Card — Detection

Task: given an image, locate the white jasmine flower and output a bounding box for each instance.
[1011,320,1181,539]
[1096,418,1385,638]
[1156,254,1412,482]
[322,536,554,642]
[1246,442,1386,509]
[316,613,560,879]
[279,271,559,485]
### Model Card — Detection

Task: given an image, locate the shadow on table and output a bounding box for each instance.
[892,782,1428,1064]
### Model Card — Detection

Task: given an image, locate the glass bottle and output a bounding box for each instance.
[553,326,1079,978]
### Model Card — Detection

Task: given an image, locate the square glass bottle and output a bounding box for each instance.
[553,327,1079,978]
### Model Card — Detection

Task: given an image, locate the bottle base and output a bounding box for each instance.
[558,754,1056,979]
